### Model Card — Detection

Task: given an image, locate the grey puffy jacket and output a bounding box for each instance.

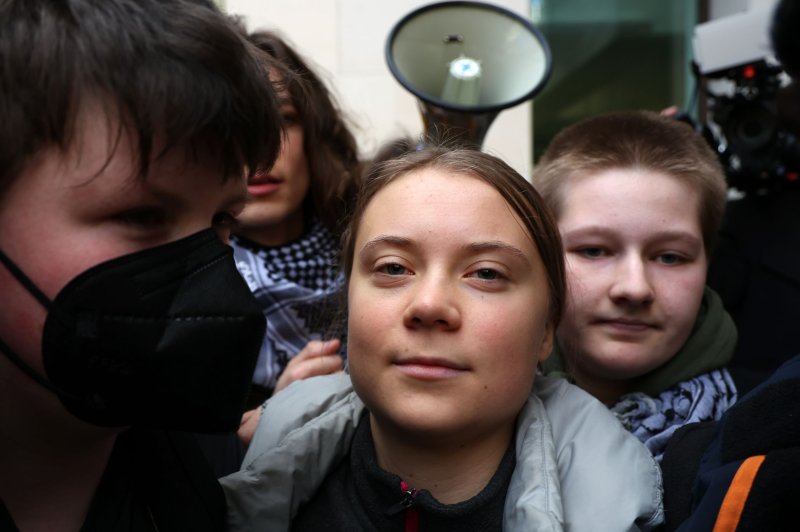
[221,374,664,531]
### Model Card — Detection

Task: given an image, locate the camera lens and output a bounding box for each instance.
[724,102,778,150]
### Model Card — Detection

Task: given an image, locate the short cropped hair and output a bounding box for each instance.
[533,111,728,255]
[0,0,282,198]
[248,30,361,236]
[341,147,566,327]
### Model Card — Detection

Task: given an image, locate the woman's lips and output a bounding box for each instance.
[247,182,280,196]
[247,174,282,197]
[393,357,468,381]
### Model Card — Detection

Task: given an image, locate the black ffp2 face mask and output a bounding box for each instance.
[0,229,264,433]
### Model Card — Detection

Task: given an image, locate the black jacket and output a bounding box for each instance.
[661,354,800,531]
[0,429,226,532]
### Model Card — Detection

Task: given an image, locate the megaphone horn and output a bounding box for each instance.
[386,1,552,148]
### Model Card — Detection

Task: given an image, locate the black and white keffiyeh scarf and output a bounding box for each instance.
[612,368,737,462]
[231,219,346,394]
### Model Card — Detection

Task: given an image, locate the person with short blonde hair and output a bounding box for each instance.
[534,110,737,461]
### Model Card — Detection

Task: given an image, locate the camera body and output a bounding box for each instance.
[704,60,799,192]
[693,6,800,193]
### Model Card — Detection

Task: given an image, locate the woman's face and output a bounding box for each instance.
[346,168,554,447]
[556,168,707,401]
[235,95,310,246]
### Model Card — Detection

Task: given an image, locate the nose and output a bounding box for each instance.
[402,273,462,331]
[608,255,655,305]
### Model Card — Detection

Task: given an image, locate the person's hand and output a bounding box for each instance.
[238,340,343,448]
[273,339,343,394]
[238,407,261,448]
[660,105,679,118]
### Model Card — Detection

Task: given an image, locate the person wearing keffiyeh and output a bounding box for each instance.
[192,30,361,477]
[233,217,347,400]
[534,111,738,461]
[232,30,361,405]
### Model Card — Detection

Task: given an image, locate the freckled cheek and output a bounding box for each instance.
[345,314,369,362]
[658,269,706,311]
[483,359,536,413]
[687,270,708,295]
[477,320,538,378]
[346,298,394,369]
[474,319,508,347]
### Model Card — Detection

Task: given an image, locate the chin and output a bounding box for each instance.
[375,412,485,445]
[369,397,470,433]
[589,349,662,380]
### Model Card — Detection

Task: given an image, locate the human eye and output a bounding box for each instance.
[465,262,510,290]
[282,112,300,126]
[468,268,505,281]
[376,262,409,276]
[115,207,167,230]
[656,252,686,266]
[576,246,606,259]
[280,105,301,127]
[369,259,414,287]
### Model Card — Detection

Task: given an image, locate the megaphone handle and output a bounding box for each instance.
[419,101,499,148]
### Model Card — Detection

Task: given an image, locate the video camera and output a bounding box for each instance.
[693,6,800,194]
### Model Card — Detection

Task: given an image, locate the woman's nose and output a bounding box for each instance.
[402,274,462,331]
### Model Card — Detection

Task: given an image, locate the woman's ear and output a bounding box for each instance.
[536,320,556,364]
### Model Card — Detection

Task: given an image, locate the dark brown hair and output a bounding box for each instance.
[248,30,361,236]
[533,110,727,256]
[0,0,282,196]
[341,147,566,326]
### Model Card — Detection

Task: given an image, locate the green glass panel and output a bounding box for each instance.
[532,0,698,160]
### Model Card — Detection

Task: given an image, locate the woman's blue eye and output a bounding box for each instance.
[475,268,500,280]
[381,263,407,275]
[580,247,605,258]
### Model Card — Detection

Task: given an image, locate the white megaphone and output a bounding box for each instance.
[385,1,552,148]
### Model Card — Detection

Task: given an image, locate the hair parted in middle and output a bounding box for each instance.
[247,30,362,236]
[533,110,728,255]
[341,146,566,327]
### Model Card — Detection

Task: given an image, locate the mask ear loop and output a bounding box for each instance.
[0,249,54,311]
[0,337,60,392]
[0,250,76,397]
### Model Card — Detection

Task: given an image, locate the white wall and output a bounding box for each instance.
[227,0,534,176]
[710,0,778,19]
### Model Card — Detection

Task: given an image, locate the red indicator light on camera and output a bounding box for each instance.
[743,64,757,79]
[786,171,799,182]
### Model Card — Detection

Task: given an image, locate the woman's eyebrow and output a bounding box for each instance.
[359,237,532,266]
[359,235,413,254]
[464,241,531,266]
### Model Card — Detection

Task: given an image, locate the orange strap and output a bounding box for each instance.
[712,455,766,532]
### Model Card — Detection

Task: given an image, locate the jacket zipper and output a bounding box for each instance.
[385,480,419,532]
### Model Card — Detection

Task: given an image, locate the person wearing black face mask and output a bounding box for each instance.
[0,1,282,531]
